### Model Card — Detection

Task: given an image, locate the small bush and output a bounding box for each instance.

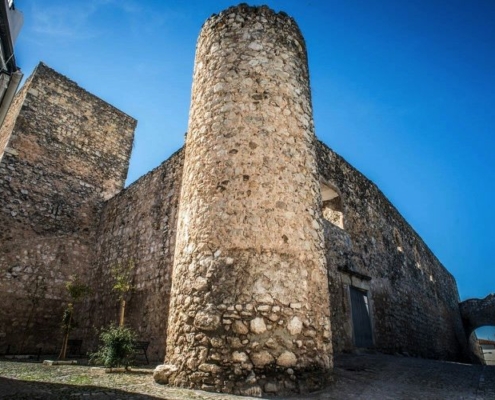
[90,324,136,368]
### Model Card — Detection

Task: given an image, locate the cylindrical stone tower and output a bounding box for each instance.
[154,5,332,396]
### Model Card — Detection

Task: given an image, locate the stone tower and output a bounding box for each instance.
[154,5,332,396]
[0,63,136,353]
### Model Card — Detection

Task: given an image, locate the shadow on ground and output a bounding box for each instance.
[0,376,163,399]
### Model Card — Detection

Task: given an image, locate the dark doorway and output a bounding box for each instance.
[350,286,373,348]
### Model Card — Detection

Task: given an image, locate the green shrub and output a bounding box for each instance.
[90,324,136,368]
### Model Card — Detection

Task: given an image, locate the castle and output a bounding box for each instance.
[0,4,489,396]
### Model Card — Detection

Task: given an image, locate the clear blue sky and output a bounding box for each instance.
[13,1,494,338]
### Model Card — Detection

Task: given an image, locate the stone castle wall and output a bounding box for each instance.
[0,63,136,354]
[158,5,331,396]
[0,4,475,390]
[316,141,469,361]
[81,149,184,360]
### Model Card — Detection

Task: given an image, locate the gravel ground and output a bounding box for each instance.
[0,353,493,399]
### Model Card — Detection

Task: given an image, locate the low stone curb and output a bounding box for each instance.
[42,359,78,366]
[104,367,154,374]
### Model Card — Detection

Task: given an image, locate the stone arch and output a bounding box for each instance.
[459,293,495,335]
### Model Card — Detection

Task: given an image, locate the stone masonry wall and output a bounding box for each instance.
[82,149,184,360]
[156,5,331,396]
[0,63,136,354]
[0,4,472,374]
[316,141,469,361]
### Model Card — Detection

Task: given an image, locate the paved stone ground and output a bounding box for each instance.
[0,353,493,399]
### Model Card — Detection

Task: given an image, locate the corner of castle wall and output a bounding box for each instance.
[0,62,138,354]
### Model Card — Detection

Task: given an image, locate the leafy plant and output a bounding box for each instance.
[58,276,91,360]
[110,259,135,326]
[90,324,136,369]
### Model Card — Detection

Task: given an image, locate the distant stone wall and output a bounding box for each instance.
[82,149,184,360]
[0,63,136,354]
[316,141,469,361]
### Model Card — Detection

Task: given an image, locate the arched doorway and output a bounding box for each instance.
[460,294,495,364]
[474,326,495,365]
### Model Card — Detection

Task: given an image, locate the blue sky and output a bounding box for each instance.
[13,0,494,338]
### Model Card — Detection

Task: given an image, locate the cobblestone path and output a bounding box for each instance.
[0,353,493,399]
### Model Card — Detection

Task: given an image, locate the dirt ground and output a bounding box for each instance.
[0,353,494,399]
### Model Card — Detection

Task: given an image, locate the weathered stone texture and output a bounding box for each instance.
[0,63,136,354]
[0,3,481,390]
[83,149,184,360]
[160,4,331,395]
[316,141,469,361]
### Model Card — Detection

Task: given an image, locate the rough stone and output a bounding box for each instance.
[277,351,297,367]
[232,320,249,335]
[153,364,178,384]
[232,351,249,363]
[250,351,275,368]
[264,382,278,393]
[249,317,267,334]
[287,316,303,335]
[194,311,221,331]
[198,363,222,374]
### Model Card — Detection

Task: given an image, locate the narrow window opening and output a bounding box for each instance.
[393,228,403,252]
[320,182,344,229]
[414,246,421,269]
